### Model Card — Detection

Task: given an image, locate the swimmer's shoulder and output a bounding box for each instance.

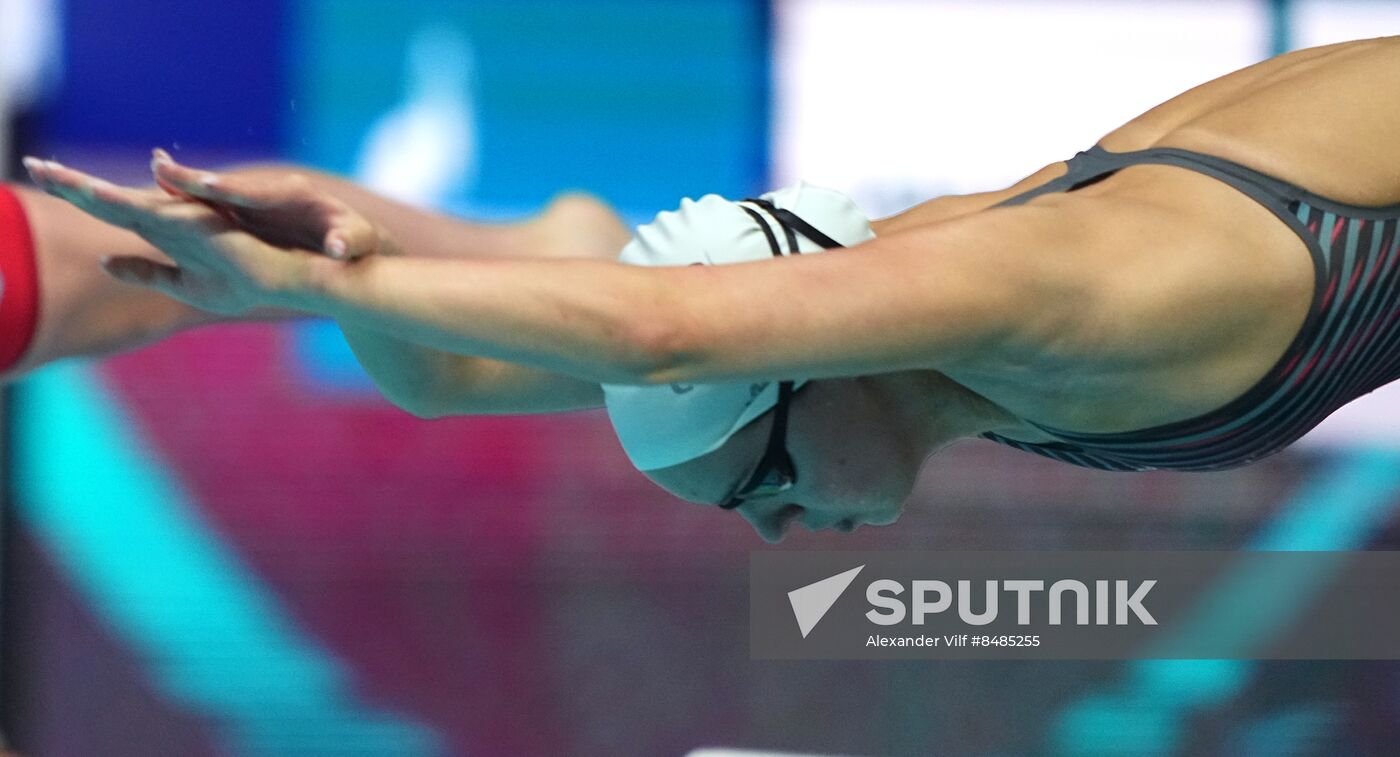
[1102,36,1400,206]
[878,37,1400,238]
[873,162,1070,236]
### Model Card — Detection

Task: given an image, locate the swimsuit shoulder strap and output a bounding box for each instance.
[1002,144,1400,218]
[997,144,1309,209]
[993,147,1123,208]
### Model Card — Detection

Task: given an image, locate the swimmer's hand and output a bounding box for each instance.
[24,156,328,316]
[149,148,396,261]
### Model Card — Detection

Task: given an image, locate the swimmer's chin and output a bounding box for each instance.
[776,511,904,543]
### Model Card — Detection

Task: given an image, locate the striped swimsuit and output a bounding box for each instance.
[982,145,1400,472]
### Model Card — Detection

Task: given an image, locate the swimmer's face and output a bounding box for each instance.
[645,377,925,542]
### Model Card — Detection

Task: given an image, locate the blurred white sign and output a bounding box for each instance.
[1295,0,1400,48]
[773,0,1264,216]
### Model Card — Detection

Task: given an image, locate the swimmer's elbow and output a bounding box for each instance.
[357,353,465,419]
[397,401,450,420]
[377,378,456,419]
[372,356,605,417]
[394,394,457,420]
[380,380,496,419]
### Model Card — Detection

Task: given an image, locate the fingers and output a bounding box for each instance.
[323,212,382,261]
[101,255,185,296]
[150,150,369,259]
[151,149,275,209]
[153,149,323,214]
[41,150,385,264]
[23,157,177,232]
[149,152,199,204]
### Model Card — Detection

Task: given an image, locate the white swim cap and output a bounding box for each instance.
[603,182,875,471]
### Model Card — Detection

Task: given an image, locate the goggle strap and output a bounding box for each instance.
[738,205,786,259]
[745,197,847,251]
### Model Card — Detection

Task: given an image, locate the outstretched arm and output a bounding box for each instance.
[150,155,625,415]
[30,157,1091,389]
[292,208,1085,385]
[4,143,1066,396]
[22,156,621,414]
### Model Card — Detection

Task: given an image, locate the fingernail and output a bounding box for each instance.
[21,156,41,172]
[152,148,173,164]
[327,237,347,259]
[200,175,220,189]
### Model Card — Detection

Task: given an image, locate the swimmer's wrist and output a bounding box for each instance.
[275,225,402,309]
[270,253,346,311]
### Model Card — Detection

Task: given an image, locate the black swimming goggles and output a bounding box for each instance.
[718,197,845,510]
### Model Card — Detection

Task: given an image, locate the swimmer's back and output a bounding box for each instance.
[1105,35,1400,205]
[927,37,1400,436]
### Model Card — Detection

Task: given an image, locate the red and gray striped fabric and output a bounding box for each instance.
[982,147,1400,471]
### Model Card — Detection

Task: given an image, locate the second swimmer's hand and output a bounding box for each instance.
[149,149,398,261]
